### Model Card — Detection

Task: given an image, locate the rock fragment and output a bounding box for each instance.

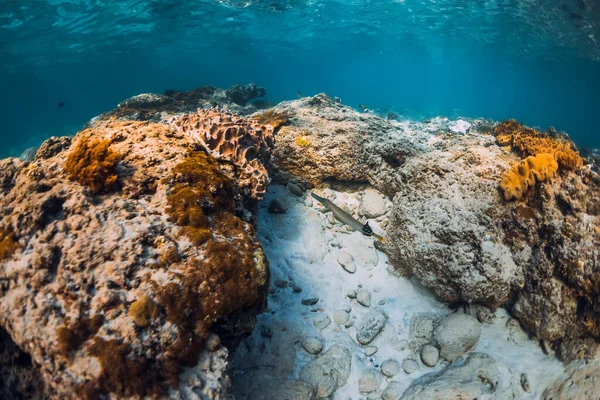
[357,289,371,307]
[313,314,331,330]
[337,250,356,273]
[302,337,324,355]
[420,344,440,367]
[433,313,481,361]
[356,310,386,345]
[381,359,400,377]
[268,199,288,213]
[381,381,403,400]
[299,345,352,398]
[359,369,384,394]
[402,359,419,374]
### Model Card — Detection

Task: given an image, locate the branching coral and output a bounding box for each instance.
[64,137,121,194]
[500,154,559,200]
[168,109,276,199]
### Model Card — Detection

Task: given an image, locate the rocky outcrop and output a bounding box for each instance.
[99,84,268,122]
[400,353,524,399]
[0,110,273,398]
[270,94,600,345]
[543,360,600,400]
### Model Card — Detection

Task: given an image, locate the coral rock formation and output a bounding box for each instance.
[269,94,600,349]
[500,153,559,200]
[168,109,277,200]
[0,115,269,398]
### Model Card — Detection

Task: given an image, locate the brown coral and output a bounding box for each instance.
[128,296,158,328]
[0,227,19,261]
[500,153,558,200]
[494,120,584,170]
[64,137,121,194]
[153,151,267,383]
[167,109,276,200]
[252,109,289,129]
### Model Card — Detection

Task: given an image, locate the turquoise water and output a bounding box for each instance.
[1,0,599,157]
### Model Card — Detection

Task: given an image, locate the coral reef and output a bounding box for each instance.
[64,137,121,194]
[494,119,584,170]
[167,109,278,200]
[0,115,269,398]
[98,84,269,122]
[500,153,559,200]
[269,94,600,348]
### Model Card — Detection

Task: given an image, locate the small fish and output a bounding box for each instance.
[57,101,66,108]
[311,192,386,242]
[297,90,301,98]
[359,104,367,110]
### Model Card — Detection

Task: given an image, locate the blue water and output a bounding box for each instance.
[1,0,599,158]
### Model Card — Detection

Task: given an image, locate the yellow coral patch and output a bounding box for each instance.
[129,296,159,327]
[500,153,558,200]
[494,120,584,170]
[295,136,310,147]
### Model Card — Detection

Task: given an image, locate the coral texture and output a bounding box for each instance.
[0,116,269,399]
[168,109,277,200]
[64,137,121,194]
[494,120,584,170]
[269,95,600,348]
[500,153,559,200]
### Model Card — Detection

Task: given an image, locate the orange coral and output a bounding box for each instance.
[167,109,275,199]
[0,227,19,261]
[494,120,584,170]
[64,137,121,194]
[500,153,558,200]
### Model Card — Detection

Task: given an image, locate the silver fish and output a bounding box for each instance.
[311,192,385,241]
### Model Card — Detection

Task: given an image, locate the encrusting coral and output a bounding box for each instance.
[63,137,121,194]
[494,120,584,199]
[0,113,270,399]
[500,153,559,200]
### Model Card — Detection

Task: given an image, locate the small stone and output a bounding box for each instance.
[205,334,221,351]
[476,305,495,324]
[356,310,386,345]
[381,359,400,377]
[345,319,355,328]
[268,199,287,213]
[292,285,303,293]
[274,279,288,288]
[420,344,440,367]
[302,337,323,355]
[521,373,530,392]
[367,392,382,400]
[287,182,305,197]
[333,310,349,325]
[382,381,404,400]
[402,359,419,374]
[347,290,357,299]
[313,314,331,330]
[365,346,378,356]
[260,327,273,338]
[360,188,387,218]
[301,297,319,306]
[327,214,336,224]
[359,369,384,393]
[341,304,352,312]
[357,289,371,307]
[378,299,386,305]
[433,313,481,362]
[304,196,313,207]
[337,250,356,274]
